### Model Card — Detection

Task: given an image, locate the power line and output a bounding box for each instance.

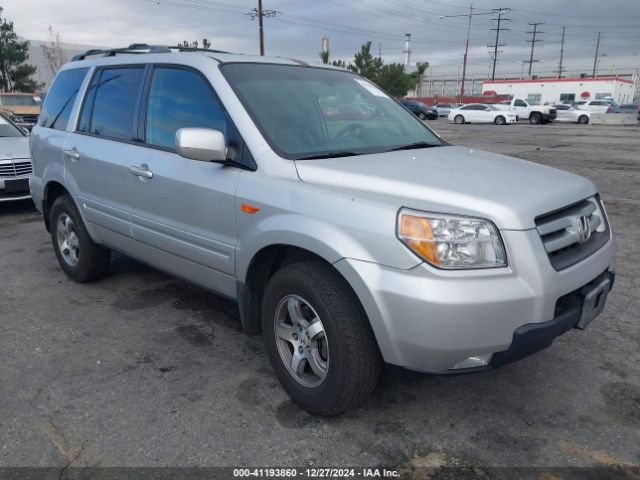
[488,8,510,81]
[523,22,543,77]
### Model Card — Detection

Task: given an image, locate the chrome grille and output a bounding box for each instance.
[536,197,610,270]
[0,159,33,177]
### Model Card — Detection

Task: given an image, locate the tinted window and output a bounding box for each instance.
[460,105,473,110]
[145,67,226,149]
[79,67,145,140]
[555,105,569,110]
[39,68,88,130]
[514,99,527,107]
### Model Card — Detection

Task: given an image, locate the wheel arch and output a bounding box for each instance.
[238,244,364,336]
[42,181,71,232]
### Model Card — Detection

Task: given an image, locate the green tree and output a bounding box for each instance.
[177,38,212,49]
[0,8,41,92]
[350,41,383,80]
[319,49,329,64]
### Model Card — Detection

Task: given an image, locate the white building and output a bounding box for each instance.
[482,76,637,105]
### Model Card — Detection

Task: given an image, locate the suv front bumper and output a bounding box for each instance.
[334,228,614,373]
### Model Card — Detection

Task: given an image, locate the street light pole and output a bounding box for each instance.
[440,4,492,100]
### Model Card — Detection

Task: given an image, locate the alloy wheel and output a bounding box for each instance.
[56,213,80,267]
[274,295,329,388]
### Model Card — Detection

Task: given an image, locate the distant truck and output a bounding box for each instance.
[494,99,557,124]
[0,93,42,131]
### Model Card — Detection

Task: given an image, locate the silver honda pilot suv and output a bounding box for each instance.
[29,45,614,416]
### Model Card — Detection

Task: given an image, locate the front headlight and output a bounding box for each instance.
[397,208,507,269]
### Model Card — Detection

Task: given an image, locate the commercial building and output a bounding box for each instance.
[482,76,637,105]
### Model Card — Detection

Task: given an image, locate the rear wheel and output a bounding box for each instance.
[494,115,506,125]
[454,114,465,124]
[578,115,589,124]
[50,195,111,282]
[530,112,542,124]
[261,260,382,416]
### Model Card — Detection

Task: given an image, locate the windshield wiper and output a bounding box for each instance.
[296,151,362,160]
[386,141,441,152]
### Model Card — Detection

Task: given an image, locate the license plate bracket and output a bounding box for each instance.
[577,278,611,330]
[5,178,29,193]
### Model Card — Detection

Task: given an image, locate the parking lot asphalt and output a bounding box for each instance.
[1,122,639,474]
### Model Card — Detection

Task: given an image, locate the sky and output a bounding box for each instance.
[5,0,640,79]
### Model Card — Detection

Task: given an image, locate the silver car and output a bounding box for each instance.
[29,45,614,415]
[0,112,32,202]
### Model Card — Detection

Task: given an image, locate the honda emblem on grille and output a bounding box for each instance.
[575,215,592,243]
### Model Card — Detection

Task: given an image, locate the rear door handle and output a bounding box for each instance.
[63,148,80,161]
[129,165,153,179]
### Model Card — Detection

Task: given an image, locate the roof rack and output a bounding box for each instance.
[71,43,231,61]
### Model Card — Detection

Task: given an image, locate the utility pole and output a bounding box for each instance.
[489,8,510,81]
[258,0,264,56]
[377,43,382,60]
[246,1,279,56]
[440,4,493,99]
[592,31,601,77]
[557,26,566,78]
[524,22,543,77]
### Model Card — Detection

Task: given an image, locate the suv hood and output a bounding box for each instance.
[0,137,30,160]
[294,145,596,230]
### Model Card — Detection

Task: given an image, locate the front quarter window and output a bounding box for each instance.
[221,63,443,159]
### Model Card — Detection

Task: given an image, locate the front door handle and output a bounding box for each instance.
[63,148,80,161]
[129,165,153,179]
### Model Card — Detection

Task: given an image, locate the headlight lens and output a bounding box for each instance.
[397,209,507,269]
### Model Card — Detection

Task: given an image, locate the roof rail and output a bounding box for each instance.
[71,43,232,61]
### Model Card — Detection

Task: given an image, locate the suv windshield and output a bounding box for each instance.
[221,63,443,159]
[1,95,42,107]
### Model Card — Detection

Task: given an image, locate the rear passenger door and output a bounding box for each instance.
[127,65,242,298]
[66,65,146,246]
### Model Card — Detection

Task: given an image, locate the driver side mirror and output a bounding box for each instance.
[176,128,227,162]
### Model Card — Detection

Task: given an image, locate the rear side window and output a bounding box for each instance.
[78,66,145,141]
[144,67,226,149]
[39,68,88,130]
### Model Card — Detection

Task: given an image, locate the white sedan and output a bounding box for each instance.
[448,104,518,125]
[553,104,591,124]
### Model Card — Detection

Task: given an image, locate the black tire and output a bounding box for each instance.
[494,115,506,125]
[578,115,589,124]
[454,114,465,124]
[417,112,427,120]
[50,195,111,282]
[261,260,382,416]
[529,112,542,124]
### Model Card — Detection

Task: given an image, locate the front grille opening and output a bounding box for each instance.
[536,197,610,271]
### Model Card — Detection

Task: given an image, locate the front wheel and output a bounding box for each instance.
[494,115,506,125]
[530,112,542,124]
[50,195,111,282]
[417,112,427,120]
[578,115,589,124]
[454,114,465,124]
[261,261,382,416]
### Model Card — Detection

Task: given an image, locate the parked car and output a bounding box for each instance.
[0,111,32,202]
[434,103,455,117]
[617,103,640,120]
[493,98,557,124]
[552,104,591,124]
[575,100,611,113]
[448,103,517,124]
[30,44,614,416]
[400,100,438,120]
[0,92,42,131]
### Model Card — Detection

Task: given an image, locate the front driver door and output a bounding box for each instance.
[127,66,242,298]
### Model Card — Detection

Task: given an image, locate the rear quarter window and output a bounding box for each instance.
[39,68,89,130]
